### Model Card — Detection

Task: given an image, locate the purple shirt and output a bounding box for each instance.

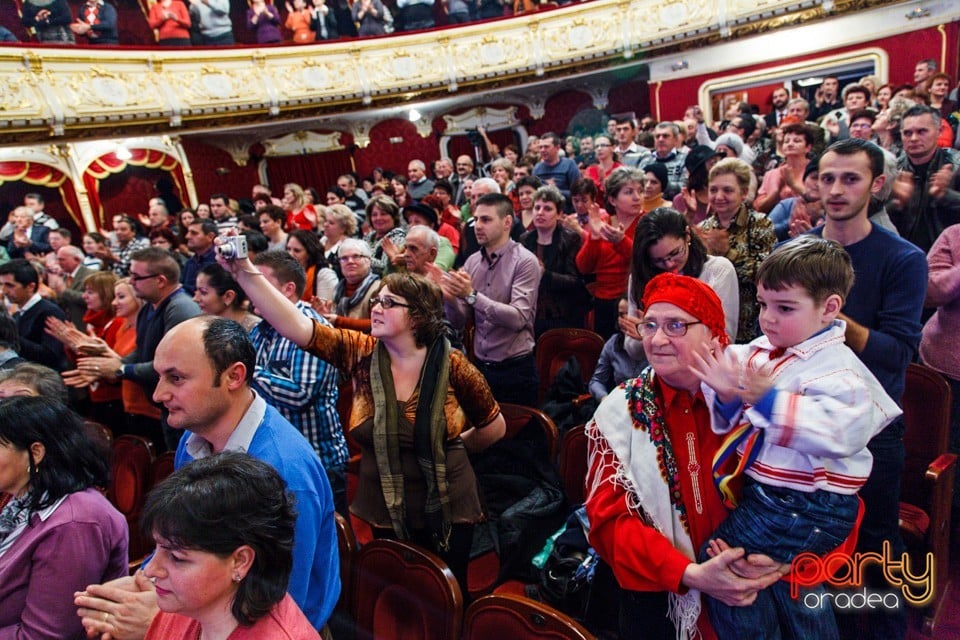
[247,4,282,44]
[445,239,541,362]
[0,488,128,639]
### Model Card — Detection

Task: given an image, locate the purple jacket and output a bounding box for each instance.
[0,489,128,639]
[246,4,283,44]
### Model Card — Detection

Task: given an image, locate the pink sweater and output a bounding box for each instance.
[920,224,960,380]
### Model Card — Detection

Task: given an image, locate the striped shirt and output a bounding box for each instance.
[250,302,348,470]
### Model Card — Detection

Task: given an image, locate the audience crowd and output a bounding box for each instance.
[7,0,580,46]
[0,61,959,640]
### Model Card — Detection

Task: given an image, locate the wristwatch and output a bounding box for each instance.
[114,366,125,380]
[464,291,477,306]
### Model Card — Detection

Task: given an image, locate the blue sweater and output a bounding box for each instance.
[811,223,926,404]
[174,404,341,629]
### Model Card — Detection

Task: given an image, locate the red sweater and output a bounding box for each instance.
[575,215,639,300]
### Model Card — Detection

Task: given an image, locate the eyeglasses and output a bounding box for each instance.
[370,296,411,310]
[637,320,702,338]
[651,242,688,269]
[338,254,370,264]
[129,273,160,282]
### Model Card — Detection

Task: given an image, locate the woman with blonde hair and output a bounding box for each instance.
[321,204,358,266]
[698,158,775,343]
[282,183,318,231]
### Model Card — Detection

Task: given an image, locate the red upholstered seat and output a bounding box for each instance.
[352,539,463,640]
[463,593,595,640]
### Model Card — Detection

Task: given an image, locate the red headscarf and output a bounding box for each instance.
[641,273,729,346]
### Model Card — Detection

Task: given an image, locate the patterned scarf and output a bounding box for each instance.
[589,368,701,640]
[370,336,453,551]
[334,272,378,316]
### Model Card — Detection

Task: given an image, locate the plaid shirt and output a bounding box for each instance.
[250,302,348,470]
[110,236,149,276]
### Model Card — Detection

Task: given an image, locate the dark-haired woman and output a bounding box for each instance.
[363,196,407,276]
[519,185,589,336]
[193,263,261,333]
[286,229,338,304]
[623,207,739,362]
[142,452,316,638]
[222,257,506,594]
[0,397,128,638]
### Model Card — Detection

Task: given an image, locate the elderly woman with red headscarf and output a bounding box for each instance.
[585,273,784,640]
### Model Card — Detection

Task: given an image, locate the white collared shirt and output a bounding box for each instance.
[183,391,266,459]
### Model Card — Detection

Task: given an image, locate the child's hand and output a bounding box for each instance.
[689,338,740,404]
[738,367,774,405]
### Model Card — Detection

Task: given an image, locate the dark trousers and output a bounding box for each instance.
[592,297,621,341]
[836,421,907,640]
[475,352,538,407]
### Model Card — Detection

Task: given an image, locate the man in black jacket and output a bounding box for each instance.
[0,259,68,371]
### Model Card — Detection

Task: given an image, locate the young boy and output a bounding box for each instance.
[690,235,902,639]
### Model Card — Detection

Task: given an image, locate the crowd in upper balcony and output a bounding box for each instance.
[1,51,960,640]
[1,0,579,46]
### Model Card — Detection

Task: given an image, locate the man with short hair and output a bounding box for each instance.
[146,197,172,233]
[249,251,348,515]
[812,75,842,121]
[576,136,595,168]
[51,245,96,329]
[73,315,340,637]
[209,193,237,234]
[434,157,454,181]
[337,174,367,211]
[24,193,59,230]
[812,139,927,640]
[613,117,650,168]
[452,155,477,206]
[513,161,533,181]
[259,205,289,252]
[441,193,541,406]
[402,225,441,275]
[764,87,790,129]
[407,160,435,200]
[48,228,72,252]
[640,122,688,198]
[4,206,51,259]
[914,58,937,91]
[113,248,201,450]
[848,109,877,141]
[179,219,218,296]
[786,97,811,122]
[0,259,68,370]
[455,177,501,267]
[888,104,960,252]
[102,216,149,277]
[533,132,580,209]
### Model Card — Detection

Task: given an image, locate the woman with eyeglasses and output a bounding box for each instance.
[622,207,738,362]
[218,255,506,596]
[320,238,379,332]
[585,273,784,640]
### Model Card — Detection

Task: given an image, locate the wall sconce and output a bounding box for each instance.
[671,60,689,72]
[115,145,132,161]
[408,108,422,122]
[905,7,930,19]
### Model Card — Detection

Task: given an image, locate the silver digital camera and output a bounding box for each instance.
[216,235,248,260]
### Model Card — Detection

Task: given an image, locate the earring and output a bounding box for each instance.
[233,574,242,583]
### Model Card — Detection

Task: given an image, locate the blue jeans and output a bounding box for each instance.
[700,481,859,640]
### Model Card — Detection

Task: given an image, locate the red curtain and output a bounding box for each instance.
[83,149,188,228]
[0,161,83,230]
[264,150,353,192]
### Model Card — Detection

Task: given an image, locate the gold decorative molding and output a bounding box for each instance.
[0,0,926,144]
